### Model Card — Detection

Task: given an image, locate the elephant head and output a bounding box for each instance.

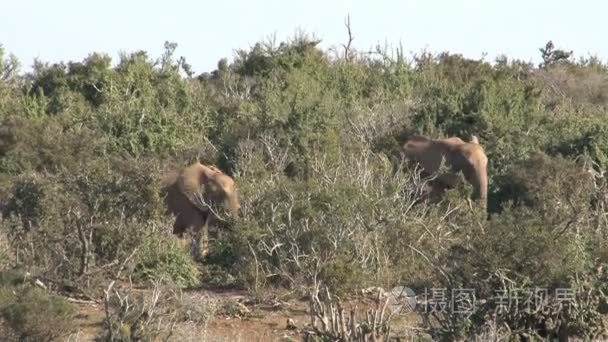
[160,162,240,258]
[401,134,488,208]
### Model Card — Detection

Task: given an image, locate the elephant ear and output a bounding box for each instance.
[205,179,221,197]
[200,173,225,202]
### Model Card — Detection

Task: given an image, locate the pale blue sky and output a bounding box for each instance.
[2,0,606,73]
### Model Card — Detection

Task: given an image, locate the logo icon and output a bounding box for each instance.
[387,286,416,314]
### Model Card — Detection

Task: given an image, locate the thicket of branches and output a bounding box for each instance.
[1,34,608,340]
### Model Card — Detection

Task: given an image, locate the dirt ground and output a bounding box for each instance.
[68,286,424,341]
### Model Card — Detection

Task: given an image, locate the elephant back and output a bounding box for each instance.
[177,163,206,194]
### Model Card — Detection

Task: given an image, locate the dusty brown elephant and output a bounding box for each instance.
[401,134,488,208]
[160,162,240,259]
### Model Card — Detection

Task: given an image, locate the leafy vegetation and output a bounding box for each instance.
[0,285,77,341]
[1,34,608,340]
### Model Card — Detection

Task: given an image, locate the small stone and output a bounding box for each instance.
[286,318,297,330]
[34,279,47,290]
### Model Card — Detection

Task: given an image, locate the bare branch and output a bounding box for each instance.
[342,14,355,61]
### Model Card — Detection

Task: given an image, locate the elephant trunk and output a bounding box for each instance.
[475,161,488,210]
[227,194,241,219]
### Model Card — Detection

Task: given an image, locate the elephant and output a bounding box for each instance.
[400,134,488,208]
[160,161,240,259]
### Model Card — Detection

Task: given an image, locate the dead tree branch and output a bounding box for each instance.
[342,14,355,61]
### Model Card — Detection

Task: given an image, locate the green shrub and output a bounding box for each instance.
[319,256,367,296]
[0,155,168,289]
[133,236,201,288]
[0,286,77,341]
[491,151,594,215]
